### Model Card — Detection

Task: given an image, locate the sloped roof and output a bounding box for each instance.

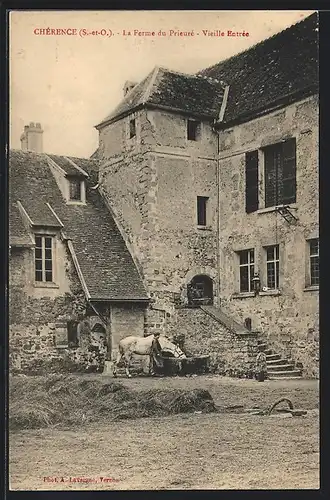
[96,67,226,127]
[47,154,89,177]
[9,203,34,247]
[198,12,318,125]
[9,150,149,301]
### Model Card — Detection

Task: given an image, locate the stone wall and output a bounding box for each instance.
[97,96,319,377]
[98,109,219,315]
[111,304,145,356]
[217,95,319,378]
[9,240,91,373]
[167,307,258,376]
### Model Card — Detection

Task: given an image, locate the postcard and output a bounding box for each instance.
[8,9,319,491]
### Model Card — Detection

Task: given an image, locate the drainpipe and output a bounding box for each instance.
[216,127,221,307]
[215,85,230,307]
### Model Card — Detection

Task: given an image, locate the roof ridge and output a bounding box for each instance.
[141,66,160,104]
[157,65,225,85]
[95,68,155,127]
[64,156,89,177]
[197,11,318,76]
[10,149,97,162]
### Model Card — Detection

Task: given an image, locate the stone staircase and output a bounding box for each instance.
[257,339,302,379]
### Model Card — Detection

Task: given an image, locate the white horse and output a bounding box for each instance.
[113,335,186,378]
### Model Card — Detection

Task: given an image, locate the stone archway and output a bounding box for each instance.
[180,267,217,307]
[187,274,214,306]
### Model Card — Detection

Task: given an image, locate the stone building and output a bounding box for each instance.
[9,131,149,373]
[9,13,319,377]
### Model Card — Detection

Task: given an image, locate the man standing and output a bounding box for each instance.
[255,351,268,382]
[150,332,164,376]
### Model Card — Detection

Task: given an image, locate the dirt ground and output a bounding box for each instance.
[9,375,319,490]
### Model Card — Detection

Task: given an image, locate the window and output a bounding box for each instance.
[67,320,79,347]
[197,196,208,226]
[69,178,82,201]
[264,138,296,208]
[265,245,279,289]
[187,119,201,141]
[129,118,136,138]
[55,321,79,348]
[239,249,255,292]
[35,235,53,282]
[309,239,319,286]
[245,150,259,213]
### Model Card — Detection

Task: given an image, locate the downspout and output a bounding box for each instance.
[215,85,230,306]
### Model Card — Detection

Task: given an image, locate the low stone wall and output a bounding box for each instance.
[167,307,258,376]
[9,320,107,375]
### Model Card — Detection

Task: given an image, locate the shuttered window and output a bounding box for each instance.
[264,138,296,208]
[245,151,259,213]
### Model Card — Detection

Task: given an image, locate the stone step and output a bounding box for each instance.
[266,353,281,361]
[267,363,295,372]
[258,343,268,351]
[264,349,273,355]
[266,358,289,366]
[268,370,302,378]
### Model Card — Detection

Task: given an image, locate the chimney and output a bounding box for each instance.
[20,122,43,153]
[123,80,137,97]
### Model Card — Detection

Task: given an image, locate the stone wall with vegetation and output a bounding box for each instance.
[167,307,258,377]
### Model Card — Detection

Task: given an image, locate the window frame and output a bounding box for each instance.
[129,118,136,139]
[34,234,54,283]
[68,177,82,201]
[309,238,319,286]
[238,249,255,293]
[197,196,209,227]
[265,244,280,290]
[187,119,201,141]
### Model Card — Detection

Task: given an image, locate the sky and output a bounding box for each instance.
[9,10,316,158]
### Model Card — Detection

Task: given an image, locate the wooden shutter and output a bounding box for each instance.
[281,138,296,204]
[265,145,281,208]
[245,151,259,213]
[55,322,68,348]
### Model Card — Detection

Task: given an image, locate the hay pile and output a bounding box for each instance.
[9,375,216,430]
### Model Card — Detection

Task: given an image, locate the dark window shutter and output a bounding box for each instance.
[264,145,278,208]
[67,320,79,347]
[245,151,259,213]
[281,138,296,204]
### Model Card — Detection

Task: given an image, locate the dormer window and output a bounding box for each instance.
[67,177,86,204]
[69,178,81,201]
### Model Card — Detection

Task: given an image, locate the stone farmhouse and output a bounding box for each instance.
[9,13,319,377]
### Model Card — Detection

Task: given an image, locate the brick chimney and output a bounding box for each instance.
[20,122,43,153]
[123,81,137,97]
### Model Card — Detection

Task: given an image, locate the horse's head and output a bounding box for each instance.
[159,336,186,359]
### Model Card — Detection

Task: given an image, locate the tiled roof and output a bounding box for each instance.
[47,154,89,177]
[198,13,318,124]
[148,68,225,117]
[9,203,34,247]
[9,150,149,301]
[96,67,226,127]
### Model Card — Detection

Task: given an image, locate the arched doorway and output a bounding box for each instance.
[187,275,213,306]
